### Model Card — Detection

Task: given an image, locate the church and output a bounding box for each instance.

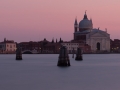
[74,12,110,52]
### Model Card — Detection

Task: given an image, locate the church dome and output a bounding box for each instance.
[79,12,93,30]
[79,19,92,29]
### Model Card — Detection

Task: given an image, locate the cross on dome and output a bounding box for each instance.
[84,10,88,19]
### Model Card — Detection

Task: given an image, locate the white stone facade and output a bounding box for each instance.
[5,43,16,52]
[0,40,16,53]
[86,29,110,52]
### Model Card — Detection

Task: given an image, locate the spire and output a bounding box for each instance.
[74,17,78,25]
[52,38,54,43]
[56,39,57,43]
[44,38,46,41]
[83,10,88,19]
[59,38,61,42]
[4,38,6,42]
[59,37,62,43]
[90,18,93,29]
[90,18,92,23]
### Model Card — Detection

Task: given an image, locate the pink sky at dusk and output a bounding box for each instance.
[0,0,120,42]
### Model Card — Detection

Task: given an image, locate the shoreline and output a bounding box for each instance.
[0,53,120,54]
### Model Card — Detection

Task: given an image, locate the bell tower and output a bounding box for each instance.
[74,17,78,32]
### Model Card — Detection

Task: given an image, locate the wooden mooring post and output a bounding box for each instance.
[75,47,83,61]
[16,46,22,60]
[57,46,70,66]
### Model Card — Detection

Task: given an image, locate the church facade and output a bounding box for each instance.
[74,12,110,52]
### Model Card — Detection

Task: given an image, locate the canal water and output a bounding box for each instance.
[0,54,120,90]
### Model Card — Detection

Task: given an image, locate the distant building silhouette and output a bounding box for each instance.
[19,38,61,54]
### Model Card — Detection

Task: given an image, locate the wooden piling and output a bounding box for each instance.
[16,46,22,60]
[75,48,83,61]
[57,46,70,66]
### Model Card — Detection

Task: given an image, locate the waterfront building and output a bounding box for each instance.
[110,39,120,53]
[19,38,61,54]
[19,41,42,54]
[61,41,91,53]
[74,12,110,52]
[19,41,40,53]
[0,38,16,54]
[61,41,79,53]
[43,43,61,54]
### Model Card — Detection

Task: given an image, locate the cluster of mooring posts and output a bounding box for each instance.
[16,46,22,60]
[57,46,70,66]
[15,45,83,65]
[75,47,83,61]
[57,46,83,67]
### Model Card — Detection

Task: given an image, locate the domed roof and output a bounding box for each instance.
[79,19,92,28]
[79,12,93,29]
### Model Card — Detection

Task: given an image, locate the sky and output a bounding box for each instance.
[0,0,120,42]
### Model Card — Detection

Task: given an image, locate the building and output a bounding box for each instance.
[62,41,79,53]
[110,39,120,53]
[74,12,110,52]
[19,38,61,54]
[40,38,61,53]
[42,43,61,53]
[0,38,16,54]
[19,41,40,54]
[62,41,91,53]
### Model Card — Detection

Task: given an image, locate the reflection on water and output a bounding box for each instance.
[0,54,120,90]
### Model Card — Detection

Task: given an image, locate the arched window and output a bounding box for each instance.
[96,42,100,50]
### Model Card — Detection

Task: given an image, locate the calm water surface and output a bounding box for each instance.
[0,54,120,90]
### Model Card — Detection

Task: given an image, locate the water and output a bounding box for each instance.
[0,54,120,90]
